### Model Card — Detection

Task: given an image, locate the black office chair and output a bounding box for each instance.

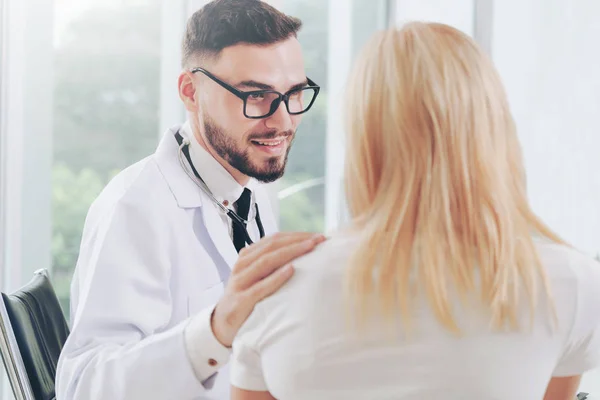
[0,269,70,400]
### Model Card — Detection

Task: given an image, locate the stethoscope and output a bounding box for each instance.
[174,129,265,246]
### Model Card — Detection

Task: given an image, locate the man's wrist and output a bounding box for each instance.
[210,304,233,348]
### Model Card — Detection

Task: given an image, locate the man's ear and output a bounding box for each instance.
[178,72,198,113]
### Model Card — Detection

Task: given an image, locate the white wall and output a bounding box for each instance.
[493,0,600,392]
[395,0,475,36]
[494,0,600,258]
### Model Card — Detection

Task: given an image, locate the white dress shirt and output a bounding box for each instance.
[180,121,264,383]
[231,232,600,399]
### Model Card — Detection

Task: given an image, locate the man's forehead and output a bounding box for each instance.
[212,39,306,88]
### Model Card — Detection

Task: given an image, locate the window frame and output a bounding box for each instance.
[0,0,54,296]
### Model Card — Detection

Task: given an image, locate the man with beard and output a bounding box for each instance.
[55,1,323,398]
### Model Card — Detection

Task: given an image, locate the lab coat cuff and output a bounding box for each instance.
[184,305,232,386]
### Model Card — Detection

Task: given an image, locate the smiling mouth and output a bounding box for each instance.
[250,139,285,146]
[249,137,289,156]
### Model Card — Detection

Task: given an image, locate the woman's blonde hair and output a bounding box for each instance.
[343,22,565,333]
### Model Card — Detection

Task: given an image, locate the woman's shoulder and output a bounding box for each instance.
[292,229,361,271]
[535,239,600,288]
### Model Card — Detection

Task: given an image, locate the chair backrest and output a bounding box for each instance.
[1,294,34,400]
[0,269,70,400]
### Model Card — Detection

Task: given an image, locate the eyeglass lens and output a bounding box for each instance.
[245,87,317,117]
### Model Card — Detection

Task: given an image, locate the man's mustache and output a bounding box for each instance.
[248,130,294,141]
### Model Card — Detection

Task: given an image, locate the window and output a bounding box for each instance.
[266,0,389,233]
[265,0,330,233]
[51,0,163,318]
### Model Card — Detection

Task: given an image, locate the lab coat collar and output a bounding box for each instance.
[155,125,238,267]
[155,125,204,209]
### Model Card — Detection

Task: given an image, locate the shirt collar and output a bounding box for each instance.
[181,121,256,207]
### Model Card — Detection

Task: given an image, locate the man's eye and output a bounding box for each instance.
[289,90,303,99]
[249,93,265,100]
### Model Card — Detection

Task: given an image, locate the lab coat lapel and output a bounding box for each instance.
[154,125,203,208]
[155,125,238,270]
[199,192,239,270]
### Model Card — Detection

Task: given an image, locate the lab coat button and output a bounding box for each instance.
[222,200,229,207]
[208,358,218,367]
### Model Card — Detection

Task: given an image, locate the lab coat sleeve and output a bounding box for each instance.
[55,197,210,400]
[184,306,232,384]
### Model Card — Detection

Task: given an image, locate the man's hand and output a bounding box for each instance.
[211,232,326,347]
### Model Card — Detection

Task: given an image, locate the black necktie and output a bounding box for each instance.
[233,188,252,253]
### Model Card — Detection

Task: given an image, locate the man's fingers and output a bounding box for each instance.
[234,232,325,272]
[246,263,295,303]
[235,236,322,288]
[243,232,319,259]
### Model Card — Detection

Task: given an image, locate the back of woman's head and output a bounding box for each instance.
[343,22,564,333]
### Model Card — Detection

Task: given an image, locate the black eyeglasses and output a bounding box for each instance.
[191,67,320,119]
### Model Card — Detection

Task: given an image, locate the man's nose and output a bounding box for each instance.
[265,100,294,132]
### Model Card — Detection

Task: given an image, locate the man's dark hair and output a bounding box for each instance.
[182,0,302,68]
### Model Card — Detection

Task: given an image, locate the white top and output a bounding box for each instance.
[231,232,600,399]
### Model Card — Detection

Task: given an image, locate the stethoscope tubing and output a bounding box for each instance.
[175,130,263,245]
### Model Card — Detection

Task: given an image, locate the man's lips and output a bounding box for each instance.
[250,138,286,146]
[250,136,289,155]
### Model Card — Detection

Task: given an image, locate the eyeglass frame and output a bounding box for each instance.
[190,67,321,119]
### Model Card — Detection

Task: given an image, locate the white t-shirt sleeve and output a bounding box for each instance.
[230,304,268,391]
[553,255,600,377]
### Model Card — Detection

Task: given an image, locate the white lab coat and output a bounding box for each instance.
[55,125,278,400]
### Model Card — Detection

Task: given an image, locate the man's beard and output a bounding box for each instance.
[203,114,294,183]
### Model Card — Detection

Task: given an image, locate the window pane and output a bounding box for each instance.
[273,0,388,233]
[51,0,162,320]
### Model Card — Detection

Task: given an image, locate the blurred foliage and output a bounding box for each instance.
[51,0,329,305]
[51,164,105,312]
[53,1,162,174]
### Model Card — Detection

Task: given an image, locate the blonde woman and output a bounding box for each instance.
[229,22,600,400]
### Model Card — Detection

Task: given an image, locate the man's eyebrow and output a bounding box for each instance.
[236,79,309,92]
[236,80,274,90]
[287,79,309,92]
